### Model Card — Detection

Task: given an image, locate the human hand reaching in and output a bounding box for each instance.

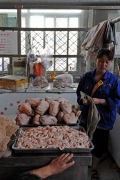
[49,153,75,175]
[30,153,75,179]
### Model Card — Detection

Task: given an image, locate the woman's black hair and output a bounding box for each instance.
[96,48,113,60]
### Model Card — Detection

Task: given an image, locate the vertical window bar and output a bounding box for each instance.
[17,9,21,55]
[67,30,69,72]
[66,17,69,72]
[54,30,56,71]
[2,58,4,72]
[43,31,45,49]
[77,31,81,72]
[54,17,56,71]
[2,57,5,72]
[26,31,31,53]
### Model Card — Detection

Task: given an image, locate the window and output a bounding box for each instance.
[0,8,120,76]
[21,9,88,74]
[0,57,10,73]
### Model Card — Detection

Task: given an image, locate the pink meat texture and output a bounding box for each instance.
[15,126,90,149]
[15,113,31,125]
[45,96,55,103]
[60,100,73,114]
[18,103,34,116]
[33,76,48,88]
[57,111,64,123]
[32,114,41,125]
[35,100,49,115]
[49,101,60,116]
[72,104,79,114]
[63,111,81,124]
[40,115,58,124]
[16,96,81,125]
[55,97,67,102]
[53,73,73,88]
[25,98,42,108]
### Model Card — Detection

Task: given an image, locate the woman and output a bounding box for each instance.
[7,153,74,180]
[76,48,120,180]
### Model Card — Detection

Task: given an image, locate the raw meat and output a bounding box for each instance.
[0,115,19,151]
[63,111,81,124]
[53,73,73,88]
[18,103,34,116]
[45,96,55,103]
[57,111,64,123]
[15,113,31,125]
[33,76,48,88]
[15,126,90,150]
[49,101,60,116]
[35,100,49,115]
[72,104,79,114]
[40,115,58,124]
[32,114,41,125]
[60,100,73,114]
[25,98,41,108]
[55,97,67,102]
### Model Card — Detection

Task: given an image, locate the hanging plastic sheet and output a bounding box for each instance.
[41,45,53,69]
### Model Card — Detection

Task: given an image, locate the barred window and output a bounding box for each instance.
[0,57,10,73]
[0,9,89,75]
[21,9,88,74]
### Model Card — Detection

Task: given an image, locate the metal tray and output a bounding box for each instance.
[12,126,94,154]
[19,119,80,127]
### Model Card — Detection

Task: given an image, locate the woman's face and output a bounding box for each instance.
[96,55,112,74]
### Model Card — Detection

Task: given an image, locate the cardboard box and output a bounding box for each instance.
[12,57,28,76]
[0,75,28,91]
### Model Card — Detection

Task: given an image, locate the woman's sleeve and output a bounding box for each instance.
[106,80,120,110]
[19,172,42,180]
[8,172,42,180]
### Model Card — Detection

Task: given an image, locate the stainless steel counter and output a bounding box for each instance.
[0,83,78,93]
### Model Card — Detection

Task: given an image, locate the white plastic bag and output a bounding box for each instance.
[27,48,37,66]
[53,73,74,88]
[41,45,53,69]
[33,76,48,88]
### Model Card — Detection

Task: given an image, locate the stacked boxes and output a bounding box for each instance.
[0,75,28,91]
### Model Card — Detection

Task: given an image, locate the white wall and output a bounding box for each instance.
[108,113,120,168]
[0,92,77,116]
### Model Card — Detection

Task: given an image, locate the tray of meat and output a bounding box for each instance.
[12,125,94,153]
[16,118,80,127]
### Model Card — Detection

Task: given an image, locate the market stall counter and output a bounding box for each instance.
[0,150,92,180]
[0,90,92,180]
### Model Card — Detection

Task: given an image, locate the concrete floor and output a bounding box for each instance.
[88,152,120,180]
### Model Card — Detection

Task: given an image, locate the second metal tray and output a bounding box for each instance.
[12,126,94,154]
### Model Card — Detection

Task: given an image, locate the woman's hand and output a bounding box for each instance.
[92,98,100,104]
[82,99,90,105]
[82,98,107,105]
[92,98,107,105]
[48,153,75,175]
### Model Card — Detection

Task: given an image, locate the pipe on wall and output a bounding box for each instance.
[0,0,120,6]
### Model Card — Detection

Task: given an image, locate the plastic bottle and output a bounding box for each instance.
[29,77,33,91]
